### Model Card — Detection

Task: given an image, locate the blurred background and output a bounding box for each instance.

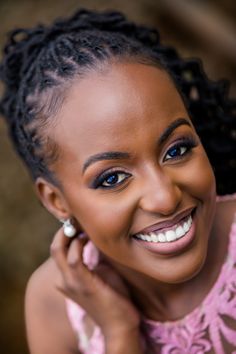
[0,0,235,353]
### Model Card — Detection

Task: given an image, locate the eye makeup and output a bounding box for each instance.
[90,168,132,189]
[163,136,198,162]
[88,133,199,191]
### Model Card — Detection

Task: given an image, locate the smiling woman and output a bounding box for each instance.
[0,8,236,354]
[47,62,215,289]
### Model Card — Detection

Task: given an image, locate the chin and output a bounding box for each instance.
[161,251,208,285]
[144,240,209,285]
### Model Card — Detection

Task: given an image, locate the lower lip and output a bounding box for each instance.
[133,212,196,256]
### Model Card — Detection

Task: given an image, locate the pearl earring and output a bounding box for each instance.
[60,219,77,237]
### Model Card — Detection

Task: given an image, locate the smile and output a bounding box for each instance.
[135,214,192,243]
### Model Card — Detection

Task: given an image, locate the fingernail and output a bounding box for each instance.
[78,232,87,239]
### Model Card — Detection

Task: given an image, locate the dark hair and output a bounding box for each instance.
[0,9,235,194]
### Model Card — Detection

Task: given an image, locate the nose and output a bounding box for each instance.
[138,167,182,216]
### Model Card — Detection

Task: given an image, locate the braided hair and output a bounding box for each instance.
[0,9,235,194]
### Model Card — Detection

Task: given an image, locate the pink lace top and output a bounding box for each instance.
[66,194,236,354]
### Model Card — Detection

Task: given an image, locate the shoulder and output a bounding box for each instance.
[25,257,80,354]
[25,258,64,326]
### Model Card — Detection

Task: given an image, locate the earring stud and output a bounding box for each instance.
[60,218,77,237]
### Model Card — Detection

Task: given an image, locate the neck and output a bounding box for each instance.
[113,264,197,321]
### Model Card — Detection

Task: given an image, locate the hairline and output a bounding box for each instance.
[32,54,182,189]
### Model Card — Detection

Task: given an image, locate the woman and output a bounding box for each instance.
[1,9,236,354]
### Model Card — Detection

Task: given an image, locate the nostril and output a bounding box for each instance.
[137,166,182,214]
[139,182,182,216]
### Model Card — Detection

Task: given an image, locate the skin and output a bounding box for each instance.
[25,62,235,354]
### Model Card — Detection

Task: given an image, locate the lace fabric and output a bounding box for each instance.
[66,194,236,354]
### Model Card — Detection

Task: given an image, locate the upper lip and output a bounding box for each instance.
[134,207,196,236]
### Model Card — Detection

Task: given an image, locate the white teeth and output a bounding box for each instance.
[175,226,185,239]
[183,222,189,233]
[158,233,166,242]
[135,214,193,243]
[166,230,177,242]
[142,235,148,241]
[150,232,158,242]
[139,234,146,241]
[188,215,192,227]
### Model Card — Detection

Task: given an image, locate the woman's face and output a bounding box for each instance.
[51,62,216,284]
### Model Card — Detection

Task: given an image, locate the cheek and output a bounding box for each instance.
[70,190,136,242]
[179,148,216,198]
[179,148,217,233]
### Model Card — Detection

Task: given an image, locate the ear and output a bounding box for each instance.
[35,177,71,221]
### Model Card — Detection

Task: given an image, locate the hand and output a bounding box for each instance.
[50,228,141,343]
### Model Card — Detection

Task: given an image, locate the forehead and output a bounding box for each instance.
[53,62,188,160]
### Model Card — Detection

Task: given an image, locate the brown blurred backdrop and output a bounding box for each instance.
[0,1,235,353]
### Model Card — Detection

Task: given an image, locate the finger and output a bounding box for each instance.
[67,235,88,267]
[95,262,130,298]
[50,227,75,274]
[66,236,95,286]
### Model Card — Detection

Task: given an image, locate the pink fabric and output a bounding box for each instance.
[66,194,236,354]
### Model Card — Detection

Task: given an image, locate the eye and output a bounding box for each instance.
[92,171,131,189]
[164,138,197,162]
[102,172,128,187]
[165,145,187,160]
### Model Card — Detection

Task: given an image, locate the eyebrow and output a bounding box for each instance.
[83,117,191,173]
[158,118,191,145]
[83,151,131,173]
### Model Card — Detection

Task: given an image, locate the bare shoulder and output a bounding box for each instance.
[25,257,80,354]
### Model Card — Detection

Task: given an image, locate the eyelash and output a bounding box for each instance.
[91,169,131,189]
[92,137,197,189]
[163,137,197,162]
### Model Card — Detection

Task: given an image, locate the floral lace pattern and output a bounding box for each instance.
[66,195,236,354]
[144,224,236,354]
